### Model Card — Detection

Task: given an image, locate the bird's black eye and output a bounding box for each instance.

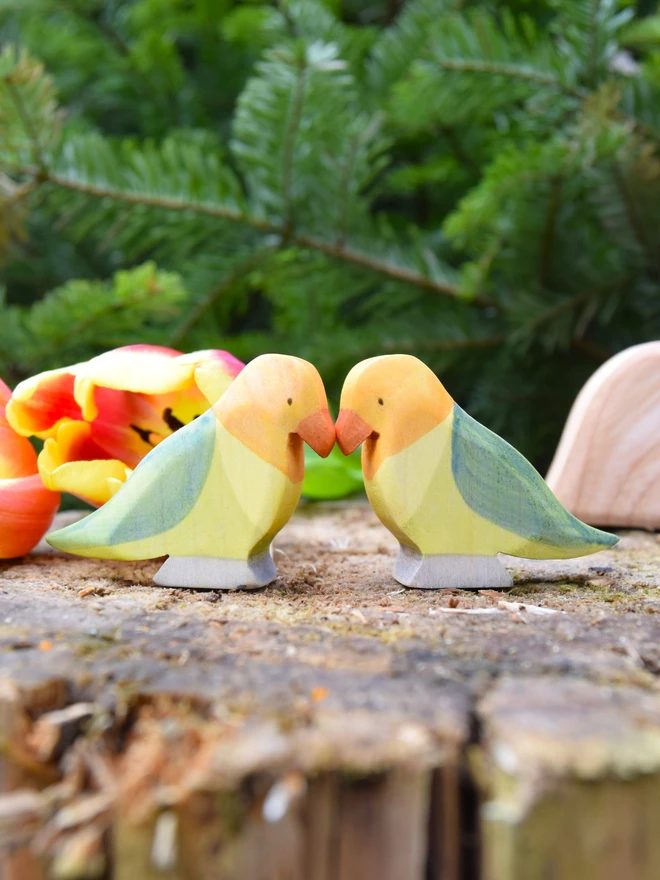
[378,397,384,406]
[287,397,293,406]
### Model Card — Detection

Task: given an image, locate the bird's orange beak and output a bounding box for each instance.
[335,409,374,455]
[295,408,335,458]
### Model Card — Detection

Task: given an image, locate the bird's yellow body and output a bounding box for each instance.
[52,418,302,562]
[366,409,609,560]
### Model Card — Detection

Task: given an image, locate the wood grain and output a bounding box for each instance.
[547,341,660,529]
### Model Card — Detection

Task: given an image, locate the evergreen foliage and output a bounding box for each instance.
[0,0,659,470]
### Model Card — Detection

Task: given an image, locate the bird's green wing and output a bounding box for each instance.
[47,408,217,555]
[450,406,617,551]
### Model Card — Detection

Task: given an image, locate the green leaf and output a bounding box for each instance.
[302,445,363,500]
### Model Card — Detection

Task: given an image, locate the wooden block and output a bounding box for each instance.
[152,553,277,590]
[479,678,660,880]
[425,765,464,880]
[394,547,513,590]
[333,770,431,880]
[47,355,335,590]
[336,354,618,590]
[547,341,660,529]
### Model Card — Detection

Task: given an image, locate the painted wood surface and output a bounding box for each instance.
[336,354,618,590]
[547,341,660,529]
[46,354,335,589]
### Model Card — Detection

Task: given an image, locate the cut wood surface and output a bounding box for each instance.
[1,503,660,879]
[547,341,660,530]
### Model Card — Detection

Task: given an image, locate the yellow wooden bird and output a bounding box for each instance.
[48,354,335,589]
[336,355,618,589]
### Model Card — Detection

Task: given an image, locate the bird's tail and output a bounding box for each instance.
[47,409,217,560]
[47,502,126,558]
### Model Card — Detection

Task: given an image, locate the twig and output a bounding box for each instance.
[17,166,494,305]
[612,163,660,277]
[435,59,588,101]
[521,275,631,337]
[170,250,273,345]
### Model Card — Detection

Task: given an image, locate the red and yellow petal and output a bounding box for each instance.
[5,368,83,438]
[74,346,242,418]
[82,350,244,465]
[0,474,60,558]
[75,387,159,467]
[74,345,190,421]
[0,378,11,411]
[0,426,38,479]
[38,421,132,507]
[186,349,244,405]
[3,347,243,493]
[0,378,42,478]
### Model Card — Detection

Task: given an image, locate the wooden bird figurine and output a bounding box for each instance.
[547,341,660,529]
[336,355,618,589]
[47,354,335,589]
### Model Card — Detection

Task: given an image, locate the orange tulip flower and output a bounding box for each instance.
[0,379,61,558]
[6,345,243,507]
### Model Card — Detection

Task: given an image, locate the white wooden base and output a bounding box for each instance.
[393,545,513,590]
[153,551,277,590]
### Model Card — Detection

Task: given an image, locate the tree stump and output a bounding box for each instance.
[1,503,659,879]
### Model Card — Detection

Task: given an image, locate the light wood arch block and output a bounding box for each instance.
[547,341,660,529]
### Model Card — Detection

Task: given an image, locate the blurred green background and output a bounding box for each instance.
[0,0,659,494]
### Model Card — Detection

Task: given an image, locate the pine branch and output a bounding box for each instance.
[434,58,587,100]
[519,274,631,338]
[170,249,273,345]
[17,162,483,303]
[20,263,187,372]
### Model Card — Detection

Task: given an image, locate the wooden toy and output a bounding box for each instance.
[335,355,618,590]
[47,355,335,589]
[547,341,660,530]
